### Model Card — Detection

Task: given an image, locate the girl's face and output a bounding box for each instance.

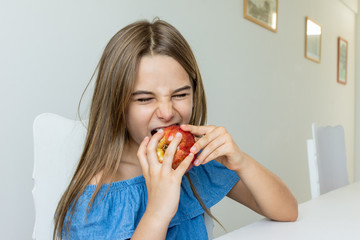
[126,55,194,145]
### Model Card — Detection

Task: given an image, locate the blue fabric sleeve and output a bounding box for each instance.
[186,160,240,209]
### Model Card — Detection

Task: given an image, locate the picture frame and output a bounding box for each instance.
[337,37,348,85]
[244,0,278,33]
[305,17,322,63]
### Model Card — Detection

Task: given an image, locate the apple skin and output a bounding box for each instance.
[156,125,196,170]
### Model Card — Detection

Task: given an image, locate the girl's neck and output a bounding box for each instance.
[90,138,143,185]
[116,139,143,180]
[121,138,141,165]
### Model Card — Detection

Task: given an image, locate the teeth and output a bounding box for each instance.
[151,124,179,136]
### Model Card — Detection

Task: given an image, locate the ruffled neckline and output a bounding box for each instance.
[84,175,145,193]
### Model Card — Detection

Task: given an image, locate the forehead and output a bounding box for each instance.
[133,55,192,91]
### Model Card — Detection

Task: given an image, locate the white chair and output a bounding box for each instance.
[32,113,87,240]
[306,123,349,199]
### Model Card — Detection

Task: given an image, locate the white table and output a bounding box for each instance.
[215,182,360,240]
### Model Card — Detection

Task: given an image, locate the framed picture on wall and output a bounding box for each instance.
[337,37,348,85]
[244,0,278,33]
[305,17,322,63]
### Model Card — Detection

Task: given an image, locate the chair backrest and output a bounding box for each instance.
[306,123,349,199]
[32,113,86,240]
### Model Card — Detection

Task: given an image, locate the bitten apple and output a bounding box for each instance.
[156,125,196,170]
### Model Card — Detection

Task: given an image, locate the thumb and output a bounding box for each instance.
[174,153,195,178]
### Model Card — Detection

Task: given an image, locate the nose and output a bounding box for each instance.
[156,100,175,122]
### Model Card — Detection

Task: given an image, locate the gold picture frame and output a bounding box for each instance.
[305,17,322,63]
[337,37,348,85]
[244,0,278,33]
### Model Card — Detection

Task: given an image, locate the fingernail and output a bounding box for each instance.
[194,159,200,166]
[176,132,182,138]
[190,146,196,153]
[158,129,164,134]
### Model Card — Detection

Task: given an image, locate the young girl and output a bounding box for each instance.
[54,19,298,240]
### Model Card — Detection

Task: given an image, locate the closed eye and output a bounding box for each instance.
[137,98,153,103]
[172,93,188,99]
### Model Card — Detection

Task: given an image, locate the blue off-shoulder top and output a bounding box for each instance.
[63,160,239,240]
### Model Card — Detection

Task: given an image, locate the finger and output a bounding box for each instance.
[137,136,150,174]
[162,132,182,169]
[194,136,227,166]
[180,124,216,137]
[146,129,165,165]
[200,144,227,166]
[175,152,195,177]
[190,127,225,155]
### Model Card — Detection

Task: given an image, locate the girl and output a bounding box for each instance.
[54,19,298,240]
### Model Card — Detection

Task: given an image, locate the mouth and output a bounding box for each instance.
[151,123,180,136]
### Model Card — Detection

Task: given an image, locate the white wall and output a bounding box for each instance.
[355,0,360,182]
[0,0,357,239]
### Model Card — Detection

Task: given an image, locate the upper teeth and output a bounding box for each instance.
[155,124,179,132]
[151,124,179,135]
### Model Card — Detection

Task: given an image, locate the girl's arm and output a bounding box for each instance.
[131,212,169,240]
[226,153,298,221]
[180,125,298,222]
[132,130,194,239]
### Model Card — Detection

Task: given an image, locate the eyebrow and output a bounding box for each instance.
[131,85,192,96]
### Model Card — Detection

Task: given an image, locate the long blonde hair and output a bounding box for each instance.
[54,19,212,239]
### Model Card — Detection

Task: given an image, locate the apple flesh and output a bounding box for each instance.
[156,125,196,170]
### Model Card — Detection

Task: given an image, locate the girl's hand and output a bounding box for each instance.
[137,129,194,223]
[180,124,245,171]
[181,125,299,222]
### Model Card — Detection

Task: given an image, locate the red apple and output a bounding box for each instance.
[156,125,196,170]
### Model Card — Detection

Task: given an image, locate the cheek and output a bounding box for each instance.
[185,106,193,121]
[177,99,193,123]
[126,105,153,142]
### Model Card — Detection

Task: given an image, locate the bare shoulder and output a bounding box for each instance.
[89,162,143,185]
